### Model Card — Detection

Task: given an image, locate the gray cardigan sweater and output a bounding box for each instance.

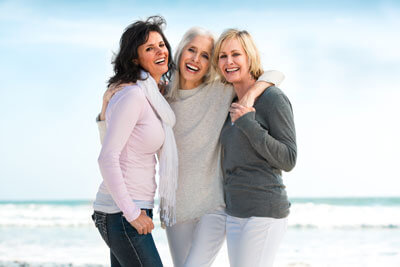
[220,86,296,219]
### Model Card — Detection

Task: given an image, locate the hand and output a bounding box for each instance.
[99,83,133,121]
[103,83,133,104]
[238,82,273,107]
[230,102,255,123]
[129,210,154,235]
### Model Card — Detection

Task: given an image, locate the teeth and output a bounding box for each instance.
[186,64,199,71]
[155,58,165,64]
[226,67,239,72]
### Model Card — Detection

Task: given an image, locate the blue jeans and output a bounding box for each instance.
[92,210,163,267]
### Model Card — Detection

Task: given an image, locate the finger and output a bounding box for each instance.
[229,106,240,113]
[146,224,152,234]
[231,103,246,108]
[145,221,152,234]
[108,84,117,91]
[137,227,143,235]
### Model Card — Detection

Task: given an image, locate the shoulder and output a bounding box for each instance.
[258,86,290,104]
[109,84,147,112]
[255,86,293,115]
[111,84,145,103]
[122,84,146,98]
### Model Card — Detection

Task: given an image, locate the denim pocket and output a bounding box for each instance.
[92,211,109,245]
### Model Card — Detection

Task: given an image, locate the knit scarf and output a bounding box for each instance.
[136,71,178,227]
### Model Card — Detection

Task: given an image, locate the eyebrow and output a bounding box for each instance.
[145,40,165,47]
[219,48,241,53]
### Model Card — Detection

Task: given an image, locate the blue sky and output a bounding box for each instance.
[1,0,399,200]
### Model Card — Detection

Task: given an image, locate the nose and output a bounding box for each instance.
[155,46,162,55]
[227,55,233,65]
[192,52,200,63]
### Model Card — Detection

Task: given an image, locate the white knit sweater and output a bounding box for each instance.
[97,70,284,224]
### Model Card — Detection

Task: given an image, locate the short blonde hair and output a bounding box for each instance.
[212,29,263,83]
[166,27,216,101]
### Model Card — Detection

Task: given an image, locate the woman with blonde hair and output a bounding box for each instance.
[214,29,297,267]
[98,25,285,266]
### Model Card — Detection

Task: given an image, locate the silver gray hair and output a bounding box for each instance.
[166,27,216,101]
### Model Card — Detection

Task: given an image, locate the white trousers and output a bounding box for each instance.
[166,207,226,267]
[226,215,288,267]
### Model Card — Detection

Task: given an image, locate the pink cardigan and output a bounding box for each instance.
[97,85,165,222]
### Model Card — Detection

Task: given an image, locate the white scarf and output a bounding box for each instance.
[136,71,178,227]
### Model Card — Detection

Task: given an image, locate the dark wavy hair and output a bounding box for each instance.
[108,16,175,87]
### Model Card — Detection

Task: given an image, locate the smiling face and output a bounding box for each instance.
[179,35,213,89]
[217,37,253,85]
[136,31,169,83]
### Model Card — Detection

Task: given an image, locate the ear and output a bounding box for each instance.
[133,59,139,65]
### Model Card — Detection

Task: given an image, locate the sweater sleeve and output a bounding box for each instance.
[96,114,107,145]
[234,94,297,172]
[257,70,285,87]
[97,88,144,222]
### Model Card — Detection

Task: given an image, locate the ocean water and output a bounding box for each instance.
[0,198,399,267]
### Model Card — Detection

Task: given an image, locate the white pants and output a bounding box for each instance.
[166,207,226,267]
[226,215,288,267]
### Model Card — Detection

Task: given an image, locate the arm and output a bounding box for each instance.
[96,114,106,144]
[239,70,285,108]
[97,89,144,222]
[234,94,297,172]
[96,84,131,143]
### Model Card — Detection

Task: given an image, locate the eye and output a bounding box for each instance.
[159,42,165,47]
[219,54,227,59]
[233,53,241,57]
[202,53,209,60]
[146,47,153,52]
[188,47,195,53]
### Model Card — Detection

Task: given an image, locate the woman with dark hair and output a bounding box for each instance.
[92,16,177,267]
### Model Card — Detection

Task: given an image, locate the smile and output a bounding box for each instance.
[226,67,239,73]
[186,63,200,72]
[155,58,166,64]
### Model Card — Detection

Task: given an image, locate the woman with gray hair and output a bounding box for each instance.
[98,26,284,266]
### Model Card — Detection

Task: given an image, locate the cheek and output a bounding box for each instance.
[139,53,150,67]
[218,60,224,72]
[163,47,169,57]
[201,59,210,71]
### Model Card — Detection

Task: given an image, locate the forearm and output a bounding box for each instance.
[240,70,285,107]
[98,151,141,222]
[258,70,285,87]
[234,112,297,172]
[97,118,106,145]
[100,101,108,121]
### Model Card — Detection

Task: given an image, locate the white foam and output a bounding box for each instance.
[1,202,398,229]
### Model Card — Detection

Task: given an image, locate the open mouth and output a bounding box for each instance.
[186,63,200,73]
[226,67,239,73]
[155,58,166,64]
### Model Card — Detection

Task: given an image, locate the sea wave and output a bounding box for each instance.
[288,203,400,229]
[1,201,399,229]
[0,261,104,267]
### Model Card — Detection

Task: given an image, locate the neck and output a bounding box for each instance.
[233,75,256,100]
[180,76,202,90]
[152,74,161,84]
